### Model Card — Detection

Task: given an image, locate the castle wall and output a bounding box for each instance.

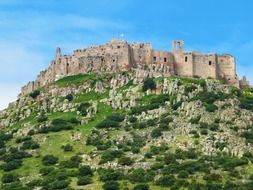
[217,55,239,86]
[174,52,194,77]
[192,53,217,79]
[20,39,244,96]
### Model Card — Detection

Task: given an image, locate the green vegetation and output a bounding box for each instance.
[55,73,96,87]
[142,78,156,91]
[2,73,253,190]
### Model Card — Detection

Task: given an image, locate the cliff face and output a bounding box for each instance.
[20,39,248,97]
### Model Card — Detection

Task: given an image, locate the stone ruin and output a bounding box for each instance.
[20,39,249,96]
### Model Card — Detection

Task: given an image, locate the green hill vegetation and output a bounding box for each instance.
[1,72,253,190]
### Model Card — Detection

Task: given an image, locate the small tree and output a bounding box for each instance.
[102,181,120,190]
[29,90,40,99]
[42,155,58,165]
[79,165,93,176]
[77,176,92,186]
[65,94,74,101]
[62,144,73,152]
[133,184,150,190]
[143,78,156,92]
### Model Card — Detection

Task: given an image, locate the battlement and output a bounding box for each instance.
[20,39,247,96]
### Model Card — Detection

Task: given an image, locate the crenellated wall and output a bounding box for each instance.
[20,39,245,96]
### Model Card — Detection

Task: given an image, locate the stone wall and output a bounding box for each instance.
[20,39,245,96]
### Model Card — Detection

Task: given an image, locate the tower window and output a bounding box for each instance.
[164,58,167,62]
[153,56,157,61]
[185,56,188,62]
[209,61,212,65]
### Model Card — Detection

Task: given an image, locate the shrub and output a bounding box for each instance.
[21,140,40,150]
[118,156,134,166]
[77,102,91,116]
[42,155,58,165]
[131,146,140,154]
[156,175,176,187]
[128,169,147,183]
[65,94,74,101]
[37,115,48,123]
[107,113,125,122]
[143,78,156,92]
[98,168,123,182]
[178,171,189,178]
[96,120,120,129]
[164,153,176,165]
[62,144,73,152]
[29,90,40,99]
[151,128,163,138]
[2,173,19,183]
[102,181,120,190]
[77,176,92,186]
[100,150,123,163]
[39,167,54,176]
[133,184,150,190]
[2,160,22,171]
[38,118,73,133]
[205,104,218,112]
[79,165,93,176]
[200,129,208,135]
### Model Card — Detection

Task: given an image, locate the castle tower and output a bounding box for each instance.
[172,40,184,53]
[55,47,61,59]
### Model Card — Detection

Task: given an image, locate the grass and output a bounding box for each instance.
[74,91,108,103]
[55,73,96,87]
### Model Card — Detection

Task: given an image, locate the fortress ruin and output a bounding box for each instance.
[21,39,248,95]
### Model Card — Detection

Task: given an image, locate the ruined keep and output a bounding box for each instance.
[21,39,247,96]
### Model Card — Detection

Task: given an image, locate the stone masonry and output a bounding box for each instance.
[20,39,248,96]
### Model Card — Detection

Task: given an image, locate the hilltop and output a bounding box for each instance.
[0,70,253,189]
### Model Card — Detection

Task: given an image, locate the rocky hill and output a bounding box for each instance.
[1,71,253,190]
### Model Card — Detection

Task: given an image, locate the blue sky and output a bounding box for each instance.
[0,0,253,109]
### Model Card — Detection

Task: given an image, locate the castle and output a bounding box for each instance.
[21,39,249,96]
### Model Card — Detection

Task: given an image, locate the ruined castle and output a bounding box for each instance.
[21,39,248,95]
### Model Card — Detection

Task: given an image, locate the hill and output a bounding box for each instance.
[1,71,253,190]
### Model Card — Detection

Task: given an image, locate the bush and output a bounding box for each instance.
[79,165,93,176]
[164,153,176,165]
[38,118,73,133]
[178,171,189,178]
[118,156,134,166]
[205,104,218,112]
[143,78,156,92]
[2,173,19,183]
[37,115,48,123]
[151,128,163,138]
[21,140,40,150]
[200,129,208,135]
[133,184,150,190]
[128,169,147,183]
[29,90,40,99]
[156,175,176,187]
[98,168,123,182]
[39,167,54,176]
[65,94,74,101]
[77,176,92,186]
[100,150,123,163]
[62,144,73,152]
[77,102,91,116]
[96,120,120,129]
[102,181,120,190]
[2,160,22,171]
[107,113,125,122]
[42,155,58,165]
